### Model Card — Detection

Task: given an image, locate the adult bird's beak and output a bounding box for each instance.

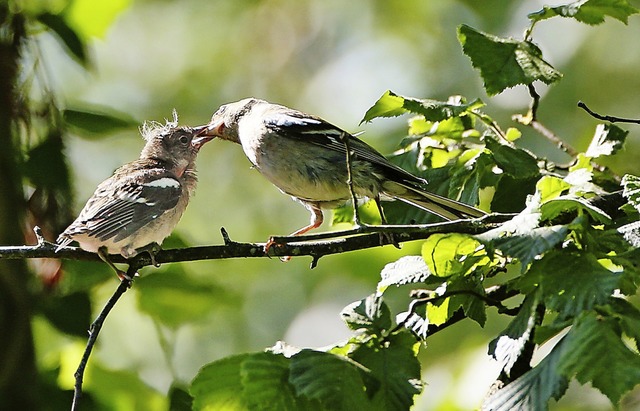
[191,126,215,151]
[205,118,226,137]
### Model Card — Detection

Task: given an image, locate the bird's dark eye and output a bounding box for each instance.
[179,135,189,144]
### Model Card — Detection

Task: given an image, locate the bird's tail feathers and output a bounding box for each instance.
[390,183,486,221]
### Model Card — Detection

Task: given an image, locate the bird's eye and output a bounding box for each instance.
[179,135,189,145]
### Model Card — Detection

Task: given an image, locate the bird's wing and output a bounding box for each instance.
[60,166,182,243]
[263,110,427,184]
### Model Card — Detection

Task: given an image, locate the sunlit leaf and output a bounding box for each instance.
[458,24,562,95]
[489,295,538,374]
[482,337,569,410]
[377,255,433,294]
[421,233,482,277]
[490,225,569,271]
[622,174,640,212]
[585,123,627,158]
[65,0,131,39]
[361,90,484,123]
[536,175,571,203]
[528,0,639,25]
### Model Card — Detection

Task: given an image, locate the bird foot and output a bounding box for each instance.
[135,242,162,267]
[264,237,292,262]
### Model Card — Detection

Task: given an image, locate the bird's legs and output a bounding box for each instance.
[265,204,324,259]
[97,246,129,280]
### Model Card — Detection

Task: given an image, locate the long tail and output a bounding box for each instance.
[384,182,486,221]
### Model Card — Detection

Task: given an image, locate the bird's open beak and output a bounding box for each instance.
[191,126,215,151]
[205,118,225,137]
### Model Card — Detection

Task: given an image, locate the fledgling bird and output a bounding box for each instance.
[56,113,213,278]
[202,98,485,245]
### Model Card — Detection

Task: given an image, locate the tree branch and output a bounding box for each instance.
[578,100,640,124]
[71,266,136,411]
[0,215,513,269]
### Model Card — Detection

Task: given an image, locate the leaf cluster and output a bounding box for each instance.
[193,1,640,409]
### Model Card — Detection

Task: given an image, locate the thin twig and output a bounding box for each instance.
[527,84,540,122]
[512,84,580,157]
[390,283,519,335]
[578,101,640,124]
[339,131,361,225]
[71,264,137,410]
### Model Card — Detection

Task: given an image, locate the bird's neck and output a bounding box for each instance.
[141,156,195,178]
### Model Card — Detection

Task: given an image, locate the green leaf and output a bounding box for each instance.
[528,0,639,25]
[24,133,71,191]
[190,354,248,410]
[361,90,409,122]
[377,256,433,294]
[489,295,538,374]
[518,251,621,318]
[607,298,640,349]
[340,294,391,333]
[585,123,628,158]
[361,90,484,123]
[457,24,562,95]
[490,175,538,214]
[485,138,540,179]
[446,275,488,326]
[168,385,192,411]
[65,0,131,39]
[559,312,640,403]
[37,13,88,66]
[190,352,325,411]
[37,291,91,338]
[408,116,478,141]
[490,225,569,271]
[242,353,316,410]
[63,107,138,136]
[540,196,611,223]
[332,199,381,226]
[536,175,571,203]
[350,333,422,410]
[290,350,369,410]
[421,233,483,277]
[622,174,640,213]
[483,336,569,410]
[619,222,640,247]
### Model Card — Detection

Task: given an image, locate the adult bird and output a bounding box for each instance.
[202,98,484,246]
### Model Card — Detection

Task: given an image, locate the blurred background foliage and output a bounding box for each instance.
[1,0,640,409]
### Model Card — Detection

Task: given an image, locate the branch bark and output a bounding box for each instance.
[0,214,512,269]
